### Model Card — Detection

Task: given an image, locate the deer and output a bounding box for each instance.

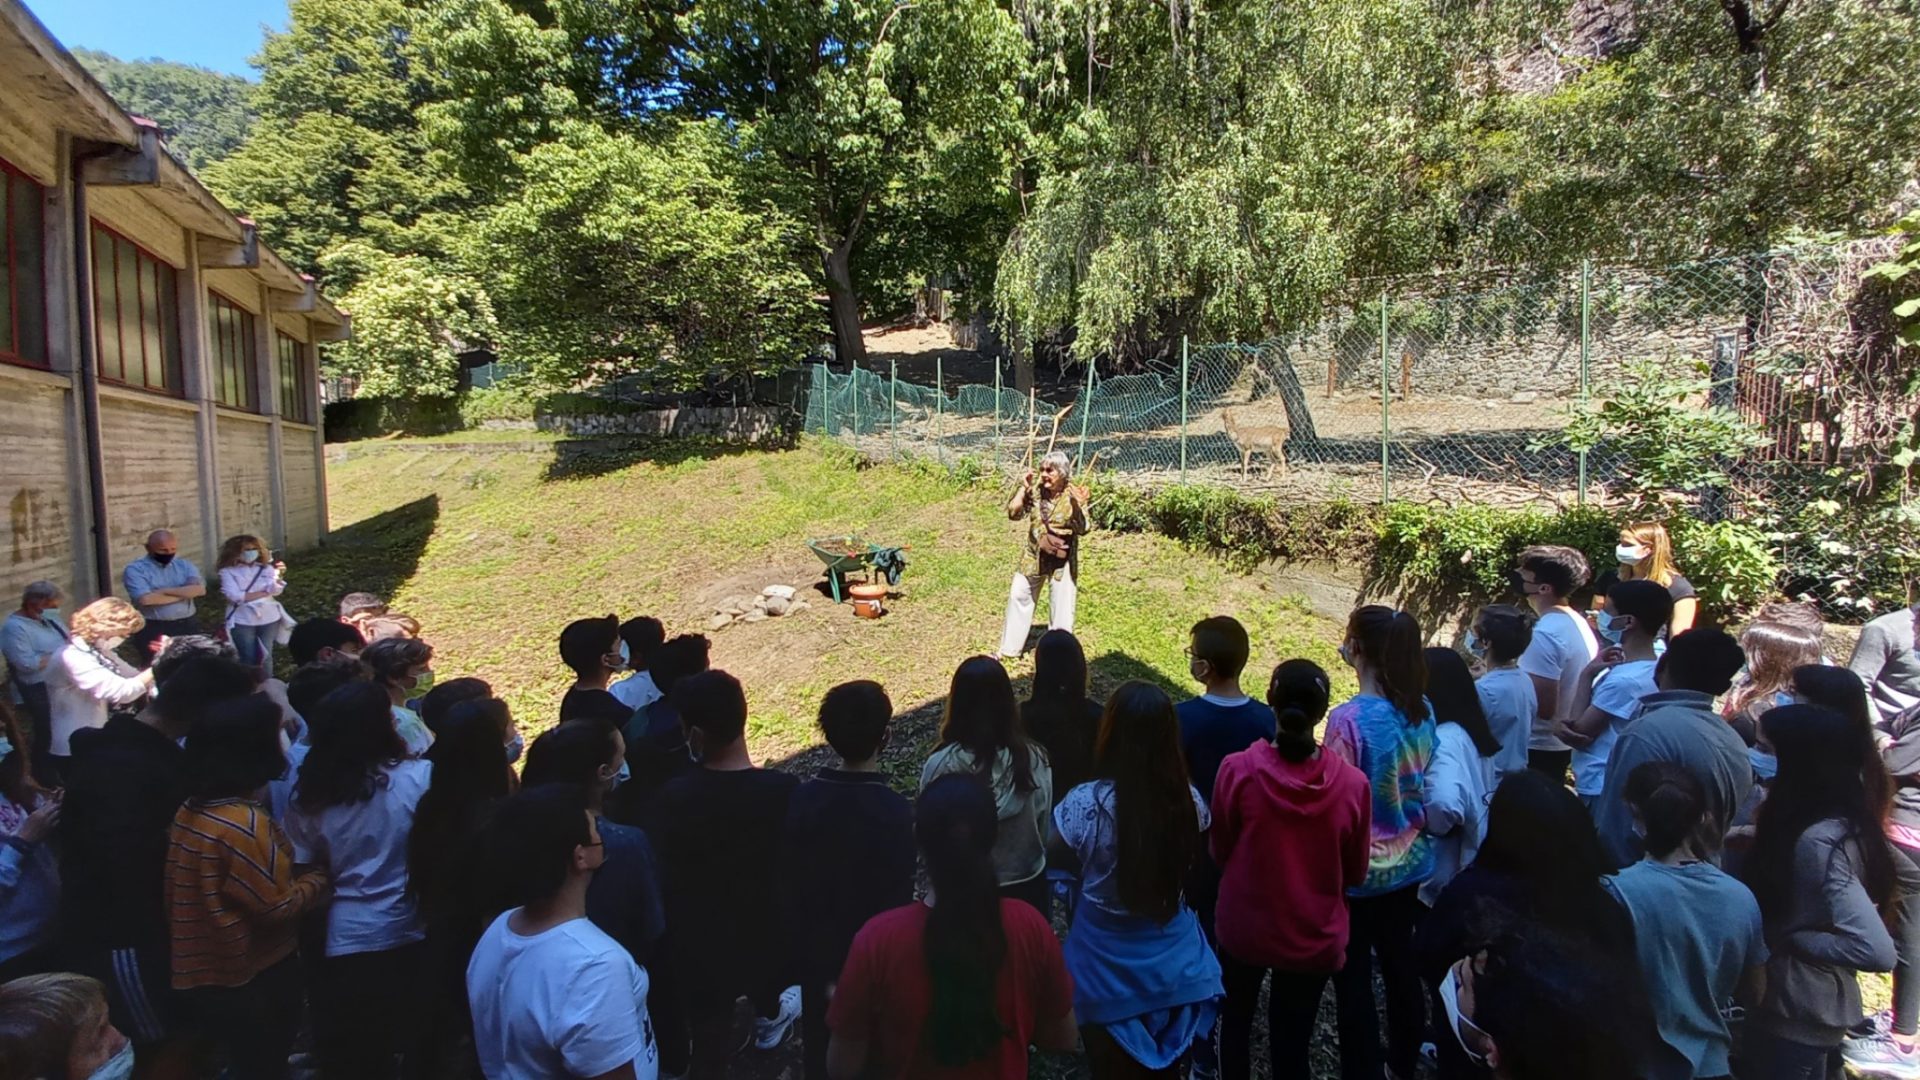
[1223,408,1290,481]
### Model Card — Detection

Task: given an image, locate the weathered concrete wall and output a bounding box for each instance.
[98,390,206,576]
[0,367,76,602]
[216,411,274,546]
[281,423,321,548]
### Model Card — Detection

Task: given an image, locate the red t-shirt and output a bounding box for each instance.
[827,899,1073,1079]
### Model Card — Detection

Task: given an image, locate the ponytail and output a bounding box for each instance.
[1623,761,1707,860]
[917,776,1008,1067]
[1347,606,1429,725]
[1268,659,1332,763]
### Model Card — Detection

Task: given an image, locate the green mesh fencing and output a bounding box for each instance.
[806,239,1915,520]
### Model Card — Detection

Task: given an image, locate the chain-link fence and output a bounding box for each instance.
[807,238,1914,513]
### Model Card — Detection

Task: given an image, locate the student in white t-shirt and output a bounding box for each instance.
[1513,545,1599,786]
[468,783,658,1080]
[1558,579,1673,804]
[1466,604,1538,787]
[283,680,435,1076]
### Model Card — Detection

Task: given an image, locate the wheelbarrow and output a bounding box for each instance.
[806,536,909,603]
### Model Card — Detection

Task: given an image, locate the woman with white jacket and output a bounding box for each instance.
[1419,647,1500,906]
[46,598,155,774]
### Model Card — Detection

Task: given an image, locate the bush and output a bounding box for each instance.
[323,396,465,441]
[1087,482,1374,571]
[1372,502,1620,600]
[1666,516,1780,622]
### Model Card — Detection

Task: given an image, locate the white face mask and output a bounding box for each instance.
[241,549,261,564]
[1616,543,1650,565]
[1439,965,1492,1067]
[89,1040,136,1080]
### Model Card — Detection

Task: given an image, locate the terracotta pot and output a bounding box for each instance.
[849,582,887,619]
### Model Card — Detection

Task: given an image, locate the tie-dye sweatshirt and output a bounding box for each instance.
[1324,694,1436,897]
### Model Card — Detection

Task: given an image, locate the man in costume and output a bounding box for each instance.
[998,451,1089,658]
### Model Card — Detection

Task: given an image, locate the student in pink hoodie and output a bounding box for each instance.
[1209,659,1372,1080]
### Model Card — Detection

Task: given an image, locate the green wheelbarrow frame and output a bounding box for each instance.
[806,535,888,603]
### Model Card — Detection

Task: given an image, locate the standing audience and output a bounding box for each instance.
[611,616,667,714]
[921,655,1054,912]
[1513,545,1598,785]
[1849,603,1920,725]
[617,632,710,813]
[826,774,1078,1078]
[0,703,60,982]
[122,530,205,663]
[284,681,433,1078]
[362,637,437,756]
[1209,659,1369,1080]
[559,615,636,727]
[1608,762,1767,1080]
[3,581,68,784]
[1465,604,1535,786]
[1615,521,1698,635]
[1746,703,1900,1079]
[1420,647,1498,904]
[1023,629,1102,809]
[1724,618,1826,747]
[47,598,154,777]
[165,694,331,1080]
[286,618,364,667]
[1054,681,1222,1078]
[781,680,915,1080]
[466,784,660,1080]
[216,535,287,671]
[647,670,801,1078]
[1558,578,1672,804]
[1853,661,1920,1074]
[1324,606,1434,1080]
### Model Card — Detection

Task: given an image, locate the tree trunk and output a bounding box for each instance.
[822,243,866,367]
[1014,352,1035,394]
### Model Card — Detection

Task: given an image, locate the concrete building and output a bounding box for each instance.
[0,0,347,613]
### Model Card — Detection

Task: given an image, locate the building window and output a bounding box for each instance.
[277,332,313,423]
[90,222,182,394]
[208,291,260,412]
[1,160,48,369]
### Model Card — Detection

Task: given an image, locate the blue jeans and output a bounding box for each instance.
[229,621,276,669]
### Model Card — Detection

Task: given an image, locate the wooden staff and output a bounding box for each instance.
[1041,403,1074,460]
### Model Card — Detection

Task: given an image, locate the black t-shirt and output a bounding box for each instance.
[1666,573,1697,604]
[781,769,915,983]
[646,767,801,994]
[559,687,633,727]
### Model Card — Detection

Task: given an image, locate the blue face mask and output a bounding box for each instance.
[605,760,630,790]
[89,1041,136,1080]
[1596,612,1629,646]
[1749,745,1778,781]
[504,732,525,765]
[1462,630,1487,659]
[617,640,631,671]
[240,549,260,564]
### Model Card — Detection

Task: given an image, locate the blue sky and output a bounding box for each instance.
[34,0,286,76]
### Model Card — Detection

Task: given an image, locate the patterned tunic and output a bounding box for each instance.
[1020,486,1088,581]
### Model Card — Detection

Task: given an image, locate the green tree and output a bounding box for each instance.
[470,122,816,387]
[74,50,257,171]
[319,242,495,398]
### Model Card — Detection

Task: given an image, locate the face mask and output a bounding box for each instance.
[1772,691,1796,709]
[89,1041,136,1080]
[1338,642,1355,669]
[150,552,175,566]
[1463,630,1487,658]
[240,549,260,564]
[1595,612,1628,646]
[1439,965,1492,1067]
[411,670,435,693]
[1616,544,1650,565]
[603,759,631,790]
[0,735,13,761]
[504,732,525,765]
[1749,745,1778,781]
[617,641,631,670]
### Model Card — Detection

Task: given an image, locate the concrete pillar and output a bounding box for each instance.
[305,329,329,540]
[179,231,222,563]
[44,133,99,598]
[258,282,287,551]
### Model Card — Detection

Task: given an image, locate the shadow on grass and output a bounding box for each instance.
[287,494,440,621]
[1087,649,1186,699]
[542,434,797,482]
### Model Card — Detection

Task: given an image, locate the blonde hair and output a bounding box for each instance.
[1725,620,1825,721]
[217,534,267,570]
[1619,521,1679,588]
[0,972,110,1078]
[70,597,145,642]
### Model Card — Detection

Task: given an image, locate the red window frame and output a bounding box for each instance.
[89,221,183,395]
[276,331,313,424]
[1,157,50,370]
[207,289,259,412]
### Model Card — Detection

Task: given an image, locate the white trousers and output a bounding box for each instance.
[999,568,1077,657]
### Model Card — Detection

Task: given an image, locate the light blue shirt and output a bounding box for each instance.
[0,800,61,964]
[1,611,69,688]
[122,555,204,622]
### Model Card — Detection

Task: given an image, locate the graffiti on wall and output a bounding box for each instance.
[10,487,67,570]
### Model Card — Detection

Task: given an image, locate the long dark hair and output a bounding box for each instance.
[1268,659,1331,763]
[1476,771,1623,942]
[939,656,1036,794]
[1424,647,1500,758]
[1029,630,1089,704]
[918,774,1009,1067]
[1347,606,1428,724]
[1623,761,1707,861]
[1750,704,1898,921]
[296,681,409,812]
[1095,681,1200,921]
[408,708,512,915]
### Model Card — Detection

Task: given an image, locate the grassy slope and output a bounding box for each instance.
[303,438,1354,769]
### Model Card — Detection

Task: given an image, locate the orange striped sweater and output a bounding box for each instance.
[164,799,329,990]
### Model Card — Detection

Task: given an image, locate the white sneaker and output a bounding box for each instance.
[753,985,803,1051]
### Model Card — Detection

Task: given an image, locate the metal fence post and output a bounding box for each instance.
[935,354,944,462]
[1379,292,1392,505]
[850,358,859,444]
[889,358,897,457]
[820,362,831,438]
[1578,260,1591,507]
[1179,336,1189,481]
[1076,360,1095,468]
[994,357,1002,448]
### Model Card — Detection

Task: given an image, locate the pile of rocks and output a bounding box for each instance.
[709,585,812,630]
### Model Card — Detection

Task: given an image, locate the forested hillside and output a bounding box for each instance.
[74,49,256,171]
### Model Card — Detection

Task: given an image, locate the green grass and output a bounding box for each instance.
[300,436,1353,766]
